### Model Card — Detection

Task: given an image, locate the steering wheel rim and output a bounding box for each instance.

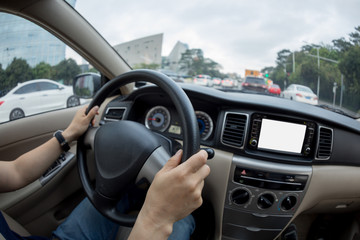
[77,69,200,226]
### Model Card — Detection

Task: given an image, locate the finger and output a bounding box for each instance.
[180,150,208,173]
[86,106,99,119]
[82,104,89,114]
[162,149,182,171]
[196,164,211,180]
[189,164,210,189]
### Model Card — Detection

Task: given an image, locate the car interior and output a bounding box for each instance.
[1,1,360,240]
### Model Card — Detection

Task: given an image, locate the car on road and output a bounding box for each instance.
[282,84,318,105]
[268,83,281,96]
[212,77,222,87]
[0,79,79,122]
[241,76,268,94]
[221,78,235,88]
[193,74,213,87]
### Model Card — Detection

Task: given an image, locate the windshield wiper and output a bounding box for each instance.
[316,104,357,119]
[219,88,271,96]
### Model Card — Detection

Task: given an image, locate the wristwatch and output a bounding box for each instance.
[53,130,70,152]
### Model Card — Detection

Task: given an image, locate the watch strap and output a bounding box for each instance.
[53,130,70,152]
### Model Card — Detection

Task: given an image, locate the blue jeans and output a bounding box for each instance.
[52,198,195,240]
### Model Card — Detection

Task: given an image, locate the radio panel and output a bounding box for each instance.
[247,113,316,157]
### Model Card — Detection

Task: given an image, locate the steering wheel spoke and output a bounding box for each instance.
[136,146,171,183]
[83,126,99,150]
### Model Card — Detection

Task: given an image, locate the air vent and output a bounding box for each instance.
[104,107,126,121]
[316,126,333,160]
[221,112,248,148]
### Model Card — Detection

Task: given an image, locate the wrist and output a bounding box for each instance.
[53,130,70,152]
[131,208,173,240]
[62,128,79,143]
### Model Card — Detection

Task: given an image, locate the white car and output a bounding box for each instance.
[193,74,213,87]
[221,78,235,88]
[0,79,79,122]
[282,84,318,105]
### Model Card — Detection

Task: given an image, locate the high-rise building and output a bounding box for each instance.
[0,0,76,69]
[113,33,163,67]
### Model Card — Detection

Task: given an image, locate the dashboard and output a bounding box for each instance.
[102,83,360,166]
[101,83,360,239]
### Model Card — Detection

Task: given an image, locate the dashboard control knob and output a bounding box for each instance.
[201,148,215,159]
[231,189,250,205]
[281,196,297,210]
[250,139,258,147]
[257,193,274,209]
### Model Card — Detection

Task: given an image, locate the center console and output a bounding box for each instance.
[222,156,312,240]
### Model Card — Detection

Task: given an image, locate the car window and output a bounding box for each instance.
[296,86,313,93]
[14,83,39,94]
[0,12,98,123]
[38,82,60,91]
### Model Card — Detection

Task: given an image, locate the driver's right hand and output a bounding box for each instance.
[130,149,210,239]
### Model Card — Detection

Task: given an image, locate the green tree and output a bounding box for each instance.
[349,26,360,46]
[178,48,224,77]
[276,49,291,68]
[53,58,81,85]
[264,26,360,112]
[339,45,360,93]
[332,37,352,53]
[33,62,53,79]
[3,58,33,90]
[261,66,275,76]
[179,49,202,75]
[337,26,360,111]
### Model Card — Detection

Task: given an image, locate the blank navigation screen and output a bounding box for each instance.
[258,119,306,154]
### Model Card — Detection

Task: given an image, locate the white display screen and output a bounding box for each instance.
[258,119,306,154]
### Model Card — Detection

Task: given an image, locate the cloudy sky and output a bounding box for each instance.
[75,0,359,75]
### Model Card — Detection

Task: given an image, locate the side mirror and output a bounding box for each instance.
[73,73,101,99]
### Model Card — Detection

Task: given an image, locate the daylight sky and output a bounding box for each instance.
[75,0,360,76]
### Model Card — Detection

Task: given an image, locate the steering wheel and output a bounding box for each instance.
[77,69,200,227]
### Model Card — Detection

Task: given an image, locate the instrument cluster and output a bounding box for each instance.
[144,105,214,141]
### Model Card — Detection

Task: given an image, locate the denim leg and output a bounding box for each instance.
[52,198,118,240]
[168,214,196,240]
[52,197,195,240]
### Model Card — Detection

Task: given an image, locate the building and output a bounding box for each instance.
[0,0,76,69]
[113,33,163,68]
[166,41,189,72]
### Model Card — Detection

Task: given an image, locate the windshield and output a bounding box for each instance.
[245,77,266,84]
[0,0,359,120]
